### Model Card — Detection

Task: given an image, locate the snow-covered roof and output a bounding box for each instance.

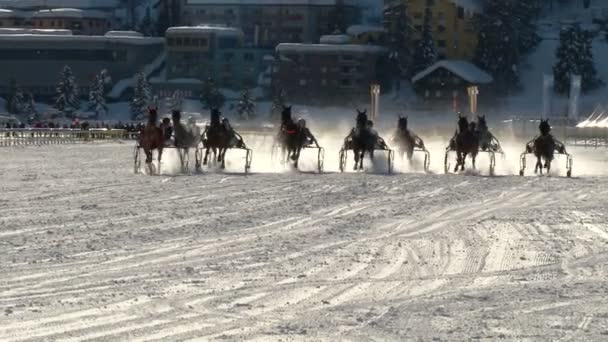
[319,34,351,44]
[0,0,119,10]
[277,43,388,55]
[32,8,107,19]
[186,0,357,6]
[346,25,386,36]
[0,8,27,18]
[105,31,143,38]
[166,26,244,38]
[0,33,163,45]
[412,60,493,84]
[0,28,72,35]
[263,54,275,61]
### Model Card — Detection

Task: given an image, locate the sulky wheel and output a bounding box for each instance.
[195,148,203,172]
[423,150,431,172]
[133,146,141,174]
[444,151,450,174]
[245,149,253,174]
[489,152,496,176]
[317,147,325,173]
[387,149,395,174]
[519,152,527,177]
[339,148,347,173]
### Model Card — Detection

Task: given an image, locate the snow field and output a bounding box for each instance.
[1,142,608,340]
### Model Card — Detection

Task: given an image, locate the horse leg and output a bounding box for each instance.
[204,148,210,165]
[294,147,302,169]
[220,148,227,169]
[359,150,365,170]
[461,153,467,171]
[454,152,461,172]
[407,147,414,166]
[535,156,542,174]
[353,149,359,170]
[471,153,477,170]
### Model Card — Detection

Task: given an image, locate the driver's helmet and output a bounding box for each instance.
[162,117,171,125]
[297,118,306,128]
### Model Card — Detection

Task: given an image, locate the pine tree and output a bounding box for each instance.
[201,77,225,110]
[384,1,413,77]
[6,78,19,114]
[130,72,151,120]
[237,88,256,120]
[23,92,38,121]
[139,6,156,37]
[270,88,287,120]
[553,24,602,94]
[157,0,171,36]
[411,7,438,75]
[54,65,80,117]
[88,70,110,119]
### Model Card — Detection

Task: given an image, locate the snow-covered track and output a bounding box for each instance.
[1,143,608,341]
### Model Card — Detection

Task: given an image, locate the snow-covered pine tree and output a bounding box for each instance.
[201,77,225,110]
[384,1,413,77]
[237,88,256,120]
[130,72,151,120]
[553,24,602,94]
[411,7,438,75]
[513,0,541,53]
[139,6,156,37]
[473,1,520,94]
[270,87,287,120]
[88,70,110,119]
[54,65,80,117]
[6,78,19,114]
[23,92,38,121]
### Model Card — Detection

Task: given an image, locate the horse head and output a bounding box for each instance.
[356,109,368,129]
[397,116,408,131]
[171,109,182,124]
[210,108,221,126]
[148,107,158,124]
[539,119,551,136]
[477,115,487,131]
[457,114,469,133]
[281,105,293,124]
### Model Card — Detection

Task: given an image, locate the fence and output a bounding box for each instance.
[0,128,136,147]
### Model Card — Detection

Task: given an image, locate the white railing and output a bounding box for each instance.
[0,128,137,146]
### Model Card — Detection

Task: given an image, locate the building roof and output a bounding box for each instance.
[277,43,388,54]
[319,34,351,44]
[0,28,72,35]
[186,0,356,6]
[0,33,163,45]
[0,0,119,10]
[411,60,493,84]
[32,8,108,19]
[105,31,143,38]
[346,25,386,36]
[166,26,244,38]
[0,8,28,18]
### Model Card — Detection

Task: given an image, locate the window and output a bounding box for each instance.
[244,53,254,62]
[299,79,307,86]
[341,66,351,73]
[426,0,435,6]
[321,79,327,86]
[50,21,54,27]
[457,7,465,19]
[184,37,191,46]
[438,40,446,48]
[340,79,353,87]
[224,52,234,61]
[321,67,327,73]
[436,90,442,98]
[167,38,175,46]
[176,38,182,46]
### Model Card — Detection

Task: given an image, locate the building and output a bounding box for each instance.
[181,0,361,48]
[159,26,270,93]
[30,9,111,35]
[411,60,492,109]
[384,0,480,60]
[0,30,165,100]
[274,42,390,105]
[0,0,124,33]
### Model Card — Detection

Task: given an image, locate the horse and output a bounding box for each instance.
[392,116,426,165]
[477,115,501,152]
[450,115,479,172]
[137,108,164,174]
[345,109,380,170]
[202,108,226,167]
[526,119,566,174]
[275,106,305,168]
[172,110,200,172]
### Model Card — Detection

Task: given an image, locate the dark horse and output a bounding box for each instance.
[344,109,382,170]
[449,115,479,172]
[137,108,164,174]
[201,109,247,169]
[526,119,566,174]
[477,115,500,152]
[275,106,305,168]
[392,116,426,164]
[172,110,200,172]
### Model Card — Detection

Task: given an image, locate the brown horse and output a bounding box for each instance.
[138,108,164,174]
